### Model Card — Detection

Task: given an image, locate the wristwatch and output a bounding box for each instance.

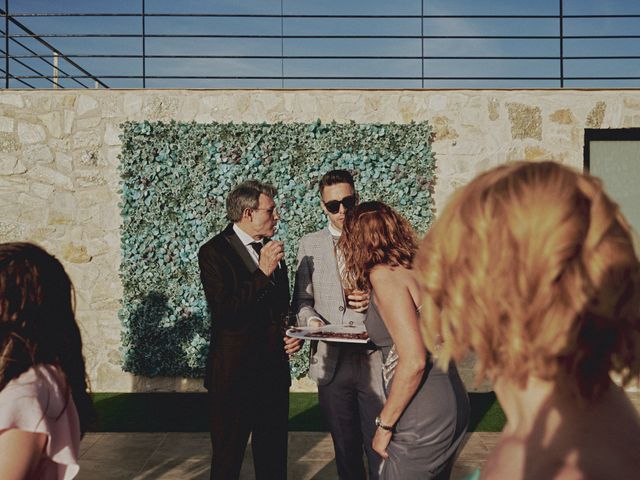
[375,415,394,431]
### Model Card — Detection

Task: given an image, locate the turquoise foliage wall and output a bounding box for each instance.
[119,120,436,378]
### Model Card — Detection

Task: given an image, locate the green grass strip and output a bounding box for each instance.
[90,392,505,433]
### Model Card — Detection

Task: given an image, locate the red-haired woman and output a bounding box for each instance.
[416,161,640,479]
[0,243,94,479]
[340,202,469,480]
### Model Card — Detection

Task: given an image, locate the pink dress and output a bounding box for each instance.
[0,364,81,479]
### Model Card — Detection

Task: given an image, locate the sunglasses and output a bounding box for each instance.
[323,195,357,214]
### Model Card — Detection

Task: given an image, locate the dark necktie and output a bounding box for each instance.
[251,241,278,282]
[249,241,263,258]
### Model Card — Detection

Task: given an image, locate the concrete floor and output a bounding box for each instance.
[77,391,640,479]
[76,431,497,479]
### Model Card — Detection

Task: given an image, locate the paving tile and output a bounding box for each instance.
[288,432,335,462]
[75,392,639,479]
[133,458,210,480]
[76,461,143,480]
[79,432,166,474]
[456,432,491,457]
[477,432,501,450]
[79,433,103,457]
[76,431,499,479]
[150,432,211,458]
[289,459,338,479]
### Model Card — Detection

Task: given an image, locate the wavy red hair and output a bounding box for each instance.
[416,161,640,399]
[339,201,417,290]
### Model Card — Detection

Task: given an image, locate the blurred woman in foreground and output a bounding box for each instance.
[340,202,469,480]
[416,161,640,479]
[0,243,94,479]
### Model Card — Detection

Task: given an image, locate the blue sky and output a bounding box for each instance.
[3,0,639,89]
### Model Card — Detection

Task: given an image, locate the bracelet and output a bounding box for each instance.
[375,415,394,431]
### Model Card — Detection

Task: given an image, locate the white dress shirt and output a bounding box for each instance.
[233,223,262,267]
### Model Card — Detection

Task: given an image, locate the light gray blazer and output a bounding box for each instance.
[292,228,366,385]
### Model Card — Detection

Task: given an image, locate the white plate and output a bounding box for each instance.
[286,324,370,344]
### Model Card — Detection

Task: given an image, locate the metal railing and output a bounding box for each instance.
[2,0,640,89]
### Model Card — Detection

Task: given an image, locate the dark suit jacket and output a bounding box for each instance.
[198,223,291,392]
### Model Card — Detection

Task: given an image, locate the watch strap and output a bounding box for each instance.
[375,415,394,431]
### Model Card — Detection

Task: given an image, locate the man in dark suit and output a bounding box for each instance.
[198,180,302,480]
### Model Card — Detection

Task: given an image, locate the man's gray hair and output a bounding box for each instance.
[226,180,278,222]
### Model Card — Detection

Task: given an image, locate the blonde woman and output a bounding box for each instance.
[416,161,640,479]
[340,201,469,480]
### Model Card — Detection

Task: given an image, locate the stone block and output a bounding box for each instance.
[0,116,14,132]
[550,108,575,125]
[95,363,131,392]
[0,221,24,241]
[63,110,75,134]
[0,154,26,175]
[142,95,181,119]
[29,165,73,189]
[104,123,122,146]
[17,122,46,144]
[29,181,55,199]
[73,131,102,149]
[488,98,500,121]
[524,146,552,161]
[431,116,459,140]
[75,116,102,131]
[0,94,24,108]
[0,133,19,152]
[623,96,640,110]
[48,210,75,225]
[586,101,606,128]
[77,94,99,116]
[75,173,107,188]
[24,144,54,164]
[507,103,542,140]
[61,241,92,263]
[123,94,143,117]
[41,111,64,138]
[99,96,124,117]
[428,95,447,112]
[55,151,73,172]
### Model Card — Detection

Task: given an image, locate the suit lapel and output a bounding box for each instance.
[223,224,258,274]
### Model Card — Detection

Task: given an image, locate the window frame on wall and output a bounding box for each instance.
[583,128,640,172]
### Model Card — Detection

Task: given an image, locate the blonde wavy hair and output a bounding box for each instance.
[416,161,640,399]
[340,201,417,290]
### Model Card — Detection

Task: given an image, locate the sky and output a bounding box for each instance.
[3,0,639,89]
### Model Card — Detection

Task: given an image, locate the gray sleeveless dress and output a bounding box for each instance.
[365,293,470,480]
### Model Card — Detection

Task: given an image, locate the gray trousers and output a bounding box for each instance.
[318,345,385,480]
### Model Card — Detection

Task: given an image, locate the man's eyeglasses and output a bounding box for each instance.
[253,207,278,216]
[323,195,357,214]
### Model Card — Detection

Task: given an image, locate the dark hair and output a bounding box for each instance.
[339,201,417,290]
[0,242,95,434]
[319,169,355,196]
[226,180,278,223]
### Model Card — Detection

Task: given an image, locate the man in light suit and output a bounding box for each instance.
[199,180,301,480]
[293,170,385,480]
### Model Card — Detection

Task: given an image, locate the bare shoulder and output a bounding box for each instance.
[370,265,411,288]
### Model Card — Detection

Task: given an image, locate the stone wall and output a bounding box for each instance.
[1,89,639,392]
